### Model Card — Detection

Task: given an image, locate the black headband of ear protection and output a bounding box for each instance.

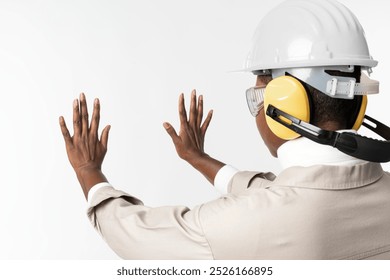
[266,105,390,162]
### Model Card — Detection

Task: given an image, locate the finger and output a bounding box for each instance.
[72,99,81,137]
[59,116,73,146]
[89,98,100,137]
[163,122,180,144]
[188,89,197,127]
[88,99,101,159]
[196,95,204,128]
[200,110,213,136]
[178,93,188,128]
[80,93,89,136]
[100,125,111,149]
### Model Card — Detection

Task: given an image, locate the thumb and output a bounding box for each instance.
[163,122,180,144]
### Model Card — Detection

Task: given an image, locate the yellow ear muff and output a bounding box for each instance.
[264,76,311,140]
[352,95,367,130]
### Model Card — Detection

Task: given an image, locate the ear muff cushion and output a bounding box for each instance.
[264,76,311,140]
[352,95,367,130]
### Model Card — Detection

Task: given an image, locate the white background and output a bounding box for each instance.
[0,0,389,259]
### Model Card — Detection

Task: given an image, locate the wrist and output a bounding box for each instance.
[186,153,225,185]
[75,164,102,178]
[184,151,209,166]
[75,165,108,199]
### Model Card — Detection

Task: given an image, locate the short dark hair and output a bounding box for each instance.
[302,66,362,129]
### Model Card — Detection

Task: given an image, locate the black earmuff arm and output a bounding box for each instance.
[266,105,390,162]
[362,115,390,140]
[266,105,339,145]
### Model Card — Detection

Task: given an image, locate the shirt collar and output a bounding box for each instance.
[271,162,383,190]
[277,132,367,169]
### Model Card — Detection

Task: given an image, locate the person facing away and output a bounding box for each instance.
[59,0,390,259]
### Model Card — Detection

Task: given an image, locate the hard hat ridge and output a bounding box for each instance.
[243,0,377,72]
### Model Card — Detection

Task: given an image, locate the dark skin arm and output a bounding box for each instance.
[59,93,110,199]
[163,90,225,185]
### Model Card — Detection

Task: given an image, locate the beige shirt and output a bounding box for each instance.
[87,162,390,259]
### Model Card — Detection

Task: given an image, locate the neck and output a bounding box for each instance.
[317,121,344,131]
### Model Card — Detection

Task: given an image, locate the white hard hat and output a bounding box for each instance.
[243,0,379,98]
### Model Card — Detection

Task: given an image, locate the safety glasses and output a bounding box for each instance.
[246,86,266,117]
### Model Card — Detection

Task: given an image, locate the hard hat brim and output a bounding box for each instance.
[239,58,378,73]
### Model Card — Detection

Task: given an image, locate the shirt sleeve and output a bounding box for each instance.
[86,186,214,260]
[213,165,239,194]
[87,182,112,205]
[227,171,276,194]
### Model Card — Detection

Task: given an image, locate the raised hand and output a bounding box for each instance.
[59,93,110,199]
[163,90,213,161]
[164,90,225,185]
